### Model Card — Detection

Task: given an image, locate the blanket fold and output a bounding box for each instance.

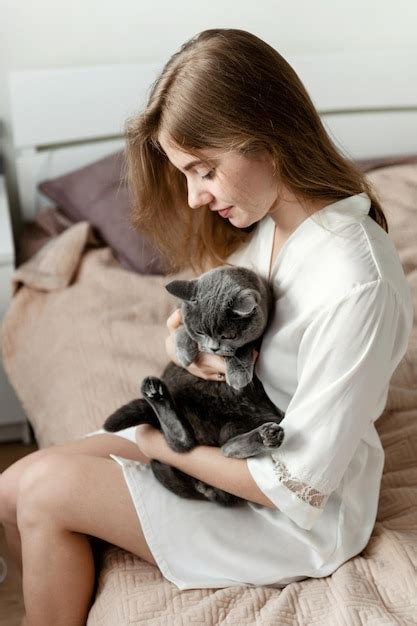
[12,222,100,294]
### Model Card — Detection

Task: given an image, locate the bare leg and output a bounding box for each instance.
[20,524,95,626]
[3,521,23,576]
[16,452,157,626]
[0,433,150,576]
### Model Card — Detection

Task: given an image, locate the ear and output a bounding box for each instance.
[232,289,259,317]
[165,279,198,302]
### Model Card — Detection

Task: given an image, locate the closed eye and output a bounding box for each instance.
[202,169,215,180]
[221,333,237,340]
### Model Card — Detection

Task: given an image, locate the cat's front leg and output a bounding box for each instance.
[221,422,285,458]
[224,344,255,390]
[141,376,196,452]
[175,326,199,367]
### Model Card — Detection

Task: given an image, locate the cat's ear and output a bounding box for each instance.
[232,289,259,317]
[165,279,198,302]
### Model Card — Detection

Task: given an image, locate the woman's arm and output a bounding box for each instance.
[137,425,277,509]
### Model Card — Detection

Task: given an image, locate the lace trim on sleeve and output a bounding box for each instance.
[272,458,329,509]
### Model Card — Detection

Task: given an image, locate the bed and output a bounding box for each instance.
[1,50,417,624]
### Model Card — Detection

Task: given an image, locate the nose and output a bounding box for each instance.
[207,339,220,351]
[187,183,213,210]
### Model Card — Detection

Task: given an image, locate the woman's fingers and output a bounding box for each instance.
[165,336,225,380]
[188,352,227,381]
[166,308,182,333]
[165,333,180,365]
[192,349,258,381]
[187,365,226,381]
[165,309,183,363]
[165,333,226,381]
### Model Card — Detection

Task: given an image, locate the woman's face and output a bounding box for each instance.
[157,132,279,229]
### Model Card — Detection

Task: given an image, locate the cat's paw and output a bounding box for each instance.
[226,367,252,390]
[259,423,285,448]
[175,329,199,367]
[141,377,167,401]
[176,346,196,368]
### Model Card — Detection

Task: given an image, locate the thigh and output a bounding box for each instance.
[17,453,157,566]
[0,433,148,524]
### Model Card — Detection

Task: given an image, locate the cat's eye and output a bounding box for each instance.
[190,298,198,304]
[221,333,237,340]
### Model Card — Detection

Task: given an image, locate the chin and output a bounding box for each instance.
[229,215,256,229]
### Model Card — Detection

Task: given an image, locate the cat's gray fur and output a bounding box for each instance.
[103,265,285,506]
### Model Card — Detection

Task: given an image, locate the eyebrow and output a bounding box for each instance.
[183,159,207,172]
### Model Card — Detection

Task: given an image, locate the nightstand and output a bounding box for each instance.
[0,157,32,443]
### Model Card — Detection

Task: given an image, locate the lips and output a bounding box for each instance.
[218,206,233,218]
[210,205,232,212]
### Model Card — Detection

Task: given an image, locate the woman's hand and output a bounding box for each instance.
[135,424,165,462]
[165,308,259,381]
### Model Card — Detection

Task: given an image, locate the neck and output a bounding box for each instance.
[268,186,330,235]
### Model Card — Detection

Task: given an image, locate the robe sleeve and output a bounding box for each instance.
[247,279,413,530]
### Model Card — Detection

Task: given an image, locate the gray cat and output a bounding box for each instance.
[103,266,285,506]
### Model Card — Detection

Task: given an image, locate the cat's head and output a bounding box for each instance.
[165,266,272,356]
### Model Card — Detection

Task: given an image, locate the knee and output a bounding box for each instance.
[16,453,82,530]
[0,448,50,525]
[0,464,23,525]
[0,470,17,524]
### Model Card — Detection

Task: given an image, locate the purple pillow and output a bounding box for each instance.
[355,153,417,172]
[38,151,169,275]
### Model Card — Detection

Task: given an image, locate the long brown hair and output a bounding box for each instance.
[124,28,387,275]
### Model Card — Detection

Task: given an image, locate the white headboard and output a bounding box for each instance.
[7,50,417,221]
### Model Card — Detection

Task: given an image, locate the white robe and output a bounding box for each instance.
[85,193,413,590]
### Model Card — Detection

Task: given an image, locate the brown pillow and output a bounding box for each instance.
[38,151,170,275]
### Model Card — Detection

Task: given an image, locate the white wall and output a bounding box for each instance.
[1,0,417,234]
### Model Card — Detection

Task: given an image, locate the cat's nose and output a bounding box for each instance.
[207,339,220,351]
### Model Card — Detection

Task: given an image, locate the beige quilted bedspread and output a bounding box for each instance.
[1,164,417,625]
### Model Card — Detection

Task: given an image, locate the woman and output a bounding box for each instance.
[0,28,413,626]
